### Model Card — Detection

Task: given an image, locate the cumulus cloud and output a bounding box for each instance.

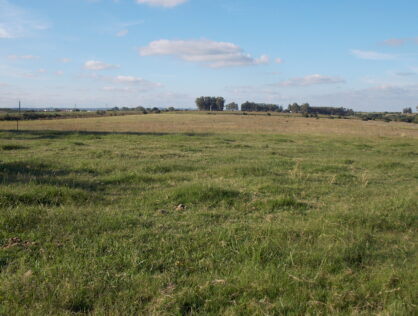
[277,74,345,87]
[113,75,161,88]
[135,0,188,7]
[351,49,396,60]
[84,60,117,71]
[275,58,283,64]
[114,75,145,83]
[139,39,270,68]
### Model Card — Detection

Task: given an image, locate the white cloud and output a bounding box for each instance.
[275,58,283,64]
[0,26,13,38]
[8,54,38,60]
[139,39,270,68]
[116,29,128,37]
[310,84,418,111]
[60,58,71,63]
[135,0,188,8]
[0,0,48,38]
[382,38,405,46]
[277,74,345,87]
[102,86,133,92]
[84,60,117,71]
[351,49,396,60]
[19,68,48,78]
[114,75,144,83]
[83,73,161,92]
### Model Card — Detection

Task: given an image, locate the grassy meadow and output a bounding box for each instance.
[0,113,417,315]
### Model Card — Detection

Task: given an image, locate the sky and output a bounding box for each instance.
[0,0,418,111]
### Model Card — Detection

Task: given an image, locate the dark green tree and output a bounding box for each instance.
[195,96,225,111]
[226,102,239,111]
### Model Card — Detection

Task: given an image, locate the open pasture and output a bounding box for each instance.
[0,113,417,315]
[0,112,418,138]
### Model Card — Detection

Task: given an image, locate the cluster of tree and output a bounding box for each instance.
[241,102,283,112]
[225,102,239,111]
[0,106,176,121]
[356,113,418,124]
[287,103,354,116]
[403,107,412,114]
[195,97,225,111]
[0,112,61,121]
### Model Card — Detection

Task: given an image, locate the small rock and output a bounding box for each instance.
[176,204,186,211]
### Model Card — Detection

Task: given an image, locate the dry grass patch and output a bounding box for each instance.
[0,112,417,138]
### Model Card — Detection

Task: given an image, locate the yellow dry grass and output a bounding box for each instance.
[1,113,417,138]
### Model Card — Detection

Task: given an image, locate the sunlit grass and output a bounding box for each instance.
[0,118,417,314]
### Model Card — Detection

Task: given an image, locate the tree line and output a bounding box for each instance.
[286,103,354,116]
[241,102,283,112]
[195,97,355,116]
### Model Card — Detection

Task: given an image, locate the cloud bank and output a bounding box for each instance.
[139,39,270,68]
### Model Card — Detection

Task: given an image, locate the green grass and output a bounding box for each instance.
[0,130,417,315]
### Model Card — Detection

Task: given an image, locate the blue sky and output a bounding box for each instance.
[0,0,418,111]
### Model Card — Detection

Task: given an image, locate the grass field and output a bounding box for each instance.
[0,113,417,315]
[0,112,417,138]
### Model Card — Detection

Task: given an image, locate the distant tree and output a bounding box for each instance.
[215,97,225,111]
[300,103,310,114]
[288,103,301,113]
[403,107,412,114]
[167,107,176,111]
[195,97,205,111]
[241,101,281,112]
[226,102,239,111]
[195,96,225,111]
